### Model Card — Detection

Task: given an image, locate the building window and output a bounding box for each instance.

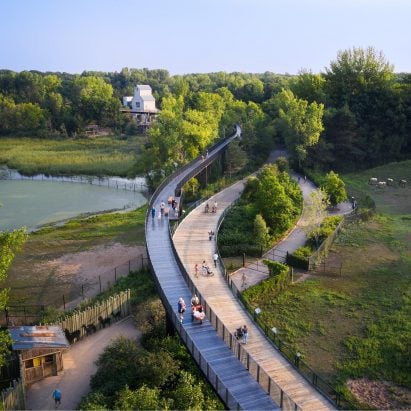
[135,102,140,108]
[44,355,54,363]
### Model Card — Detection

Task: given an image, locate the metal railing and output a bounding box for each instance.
[214,200,355,409]
[168,219,302,410]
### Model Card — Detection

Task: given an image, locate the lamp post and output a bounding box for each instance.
[254,307,261,321]
[271,326,278,344]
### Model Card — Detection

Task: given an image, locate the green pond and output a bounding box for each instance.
[0,179,147,231]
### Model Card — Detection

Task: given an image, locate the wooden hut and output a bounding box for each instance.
[9,325,69,385]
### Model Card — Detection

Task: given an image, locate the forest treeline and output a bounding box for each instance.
[0,47,410,176]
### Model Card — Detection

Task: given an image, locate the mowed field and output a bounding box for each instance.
[245,161,411,409]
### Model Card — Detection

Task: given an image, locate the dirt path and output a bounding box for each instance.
[26,316,140,410]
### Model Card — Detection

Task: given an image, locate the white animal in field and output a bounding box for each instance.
[399,179,407,188]
[377,181,387,189]
[387,178,394,186]
[369,177,378,185]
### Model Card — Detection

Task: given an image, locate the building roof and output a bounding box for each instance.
[140,94,155,101]
[9,325,69,351]
[136,85,152,91]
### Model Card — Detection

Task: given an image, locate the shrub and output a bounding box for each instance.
[308,216,342,247]
[286,250,310,270]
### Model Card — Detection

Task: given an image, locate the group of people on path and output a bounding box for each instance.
[205,201,218,213]
[151,197,180,220]
[234,325,249,344]
[177,294,205,324]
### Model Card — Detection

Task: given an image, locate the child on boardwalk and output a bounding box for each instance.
[177,297,186,323]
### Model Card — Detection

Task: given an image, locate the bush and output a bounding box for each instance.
[286,250,310,270]
[219,244,262,257]
[308,216,342,247]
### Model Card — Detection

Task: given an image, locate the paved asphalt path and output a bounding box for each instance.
[26,316,140,411]
[231,170,352,288]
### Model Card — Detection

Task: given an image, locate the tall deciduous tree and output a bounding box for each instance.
[325,47,394,108]
[302,188,330,248]
[274,89,324,167]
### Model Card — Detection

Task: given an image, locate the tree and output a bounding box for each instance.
[90,336,141,396]
[224,140,247,177]
[325,47,394,108]
[255,165,297,234]
[290,69,326,104]
[72,75,116,124]
[0,227,27,366]
[168,371,205,411]
[114,385,170,411]
[302,189,330,248]
[322,171,347,206]
[254,214,269,249]
[274,89,324,167]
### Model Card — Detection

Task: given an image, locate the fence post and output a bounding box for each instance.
[242,253,245,268]
[63,295,66,311]
[114,267,117,282]
[99,276,102,293]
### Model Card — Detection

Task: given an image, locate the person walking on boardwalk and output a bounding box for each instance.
[191,294,200,306]
[194,263,199,278]
[242,325,248,344]
[52,388,62,408]
[151,206,156,219]
[213,252,218,267]
[177,297,186,323]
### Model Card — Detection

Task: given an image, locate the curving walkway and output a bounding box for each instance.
[145,126,279,410]
[173,180,334,410]
[231,173,353,288]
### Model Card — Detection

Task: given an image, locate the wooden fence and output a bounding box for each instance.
[55,290,131,339]
[1,379,25,411]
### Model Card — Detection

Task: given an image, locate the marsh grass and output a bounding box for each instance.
[0,136,145,176]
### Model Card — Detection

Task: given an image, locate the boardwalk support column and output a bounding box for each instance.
[165,312,175,336]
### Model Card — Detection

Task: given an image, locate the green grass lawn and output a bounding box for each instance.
[242,160,411,408]
[0,135,146,176]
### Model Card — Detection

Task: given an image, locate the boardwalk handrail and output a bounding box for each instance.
[167,221,302,410]
[145,124,287,409]
[148,124,240,212]
[213,192,350,409]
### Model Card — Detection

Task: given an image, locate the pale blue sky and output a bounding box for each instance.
[1,0,410,75]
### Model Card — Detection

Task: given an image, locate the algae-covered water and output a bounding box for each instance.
[0,179,147,231]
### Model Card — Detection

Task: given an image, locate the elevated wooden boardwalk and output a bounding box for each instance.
[173,179,334,411]
[146,127,280,410]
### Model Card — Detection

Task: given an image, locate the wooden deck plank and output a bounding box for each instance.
[145,129,280,410]
[173,179,334,410]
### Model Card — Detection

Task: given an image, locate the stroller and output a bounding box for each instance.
[192,304,205,324]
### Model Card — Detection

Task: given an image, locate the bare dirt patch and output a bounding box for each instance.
[347,378,411,410]
[35,243,146,308]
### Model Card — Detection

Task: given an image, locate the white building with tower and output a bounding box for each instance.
[122,85,158,129]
